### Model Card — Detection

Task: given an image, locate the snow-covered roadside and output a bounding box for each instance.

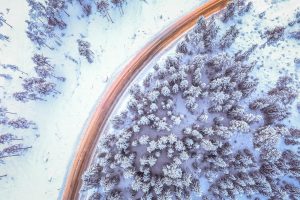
[0,0,209,199]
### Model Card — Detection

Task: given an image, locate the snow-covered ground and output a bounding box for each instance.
[0,0,209,199]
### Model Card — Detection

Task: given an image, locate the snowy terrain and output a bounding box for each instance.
[0,0,210,199]
[81,0,300,199]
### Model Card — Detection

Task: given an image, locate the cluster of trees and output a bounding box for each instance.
[250,75,297,124]
[221,0,252,23]
[1,14,40,176]
[207,169,300,199]
[12,54,64,102]
[78,0,127,19]
[26,0,129,49]
[203,127,300,200]
[1,59,60,175]
[81,1,300,199]
[1,0,140,182]
[25,0,140,76]
[8,1,69,105]
[26,0,69,49]
[0,105,36,175]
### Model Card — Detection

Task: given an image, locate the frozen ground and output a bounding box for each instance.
[0,0,209,199]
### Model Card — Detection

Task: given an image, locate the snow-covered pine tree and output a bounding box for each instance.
[8,118,36,129]
[220,25,239,49]
[96,0,113,22]
[0,133,22,144]
[77,39,94,63]
[0,144,32,161]
[221,2,236,23]
[263,26,285,45]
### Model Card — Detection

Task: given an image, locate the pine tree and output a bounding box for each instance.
[221,2,236,23]
[229,120,249,133]
[96,0,113,22]
[47,0,69,17]
[0,144,32,160]
[205,17,219,40]
[235,44,257,61]
[176,41,189,54]
[27,0,46,20]
[147,90,160,102]
[238,1,253,16]
[262,103,290,124]
[106,189,122,200]
[82,164,103,189]
[8,118,36,129]
[0,13,13,28]
[88,192,102,200]
[0,33,9,41]
[290,31,300,40]
[77,39,94,63]
[201,139,218,151]
[220,25,239,49]
[194,16,206,34]
[21,77,59,97]
[45,4,67,30]
[0,133,22,144]
[162,162,183,179]
[263,26,285,45]
[161,85,171,97]
[254,126,280,149]
[232,149,256,170]
[32,54,64,80]
[26,29,52,49]
[13,91,45,102]
[111,0,125,15]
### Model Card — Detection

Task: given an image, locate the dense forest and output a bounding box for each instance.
[81,1,300,199]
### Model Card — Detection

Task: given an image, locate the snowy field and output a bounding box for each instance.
[81,0,300,199]
[0,0,209,199]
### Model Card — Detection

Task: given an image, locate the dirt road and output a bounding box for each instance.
[62,0,228,199]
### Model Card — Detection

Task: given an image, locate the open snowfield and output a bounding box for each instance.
[0,0,210,199]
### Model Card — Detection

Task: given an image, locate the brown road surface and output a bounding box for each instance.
[62,0,228,199]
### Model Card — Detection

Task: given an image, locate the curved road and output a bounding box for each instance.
[62,0,228,199]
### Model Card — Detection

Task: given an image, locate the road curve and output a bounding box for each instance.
[62,0,228,199]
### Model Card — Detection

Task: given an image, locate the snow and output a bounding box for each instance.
[1,0,300,199]
[0,0,210,199]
